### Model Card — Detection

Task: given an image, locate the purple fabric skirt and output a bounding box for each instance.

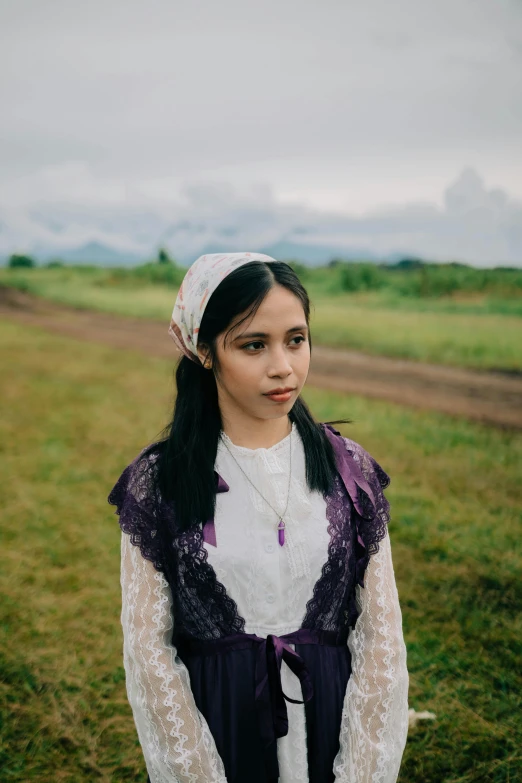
[174,631,353,783]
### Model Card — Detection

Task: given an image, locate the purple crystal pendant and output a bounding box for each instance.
[278,518,285,546]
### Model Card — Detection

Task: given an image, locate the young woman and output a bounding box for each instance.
[108,252,409,783]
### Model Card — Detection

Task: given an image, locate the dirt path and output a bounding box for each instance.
[2,285,521,431]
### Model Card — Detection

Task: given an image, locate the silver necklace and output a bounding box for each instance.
[220,424,293,547]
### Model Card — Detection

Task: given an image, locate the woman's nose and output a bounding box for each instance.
[268,346,293,375]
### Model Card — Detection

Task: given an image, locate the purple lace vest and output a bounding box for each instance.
[109,422,391,783]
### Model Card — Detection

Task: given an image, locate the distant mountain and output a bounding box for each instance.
[259,241,380,265]
[42,241,145,266]
[192,240,380,266]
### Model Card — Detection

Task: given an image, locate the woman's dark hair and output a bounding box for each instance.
[148,260,351,534]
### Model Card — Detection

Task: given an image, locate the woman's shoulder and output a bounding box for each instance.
[320,422,390,491]
[321,423,392,568]
[108,440,166,571]
[108,441,164,506]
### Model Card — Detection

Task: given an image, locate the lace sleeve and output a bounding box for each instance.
[120,530,228,783]
[332,530,409,783]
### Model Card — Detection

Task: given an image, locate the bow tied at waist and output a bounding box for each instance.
[254,629,315,747]
[177,627,344,753]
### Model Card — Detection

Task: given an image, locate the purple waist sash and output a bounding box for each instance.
[178,627,345,751]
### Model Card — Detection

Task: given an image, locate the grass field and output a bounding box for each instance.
[1,319,521,782]
[2,264,522,371]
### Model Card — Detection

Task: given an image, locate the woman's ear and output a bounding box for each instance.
[197,343,212,369]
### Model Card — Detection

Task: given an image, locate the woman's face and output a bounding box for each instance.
[200,285,310,425]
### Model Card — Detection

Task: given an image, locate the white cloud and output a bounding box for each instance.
[0,164,520,266]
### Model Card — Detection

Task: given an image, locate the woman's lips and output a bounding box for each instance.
[264,390,294,402]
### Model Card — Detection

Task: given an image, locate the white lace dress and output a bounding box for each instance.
[119,421,409,782]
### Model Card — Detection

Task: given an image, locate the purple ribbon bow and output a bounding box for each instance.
[254,629,315,747]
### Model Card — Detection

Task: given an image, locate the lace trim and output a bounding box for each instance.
[174,524,246,640]
[301,471,354,633]
[108,446,165,573]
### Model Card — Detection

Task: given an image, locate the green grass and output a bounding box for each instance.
[310,296,522,370]
[0,318,520,781]
[1,265,522,371]
[0,265,178,320]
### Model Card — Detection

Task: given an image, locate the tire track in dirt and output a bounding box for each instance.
[1,285,521,431]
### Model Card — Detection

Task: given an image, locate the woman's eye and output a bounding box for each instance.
[243,336,306,351]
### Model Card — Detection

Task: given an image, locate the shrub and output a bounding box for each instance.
[287,260,309,280]
[8,254,36,269]
[157,247,173,265]
[338,262,386,292]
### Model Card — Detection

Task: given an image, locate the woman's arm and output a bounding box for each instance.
[120,531,228,783]
[332,530,409,783]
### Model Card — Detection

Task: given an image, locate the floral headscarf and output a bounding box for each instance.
[168,252,276,364]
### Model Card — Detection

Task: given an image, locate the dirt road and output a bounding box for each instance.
[2,285,521,431]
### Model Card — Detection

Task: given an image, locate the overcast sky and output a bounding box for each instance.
[1,0,521,265]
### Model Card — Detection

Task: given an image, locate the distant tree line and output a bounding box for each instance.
[287,257,522,297]
[7,247,176,269]
[5,250,521,298]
